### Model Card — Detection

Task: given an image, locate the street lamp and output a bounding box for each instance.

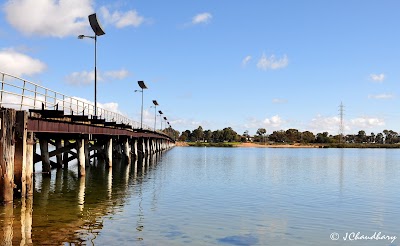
[163,116,167,131]
[78,13,105,118]
[134,81,148,129]
[158,110,163,130]
[152,100,158,131]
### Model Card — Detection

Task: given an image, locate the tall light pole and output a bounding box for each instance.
[135,81,148,129]
[78,13,105,118]
[158,110,163,130]
[152,100,159,131]
[163,116,167,131]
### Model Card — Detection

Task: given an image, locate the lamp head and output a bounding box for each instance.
[78,35,85,39]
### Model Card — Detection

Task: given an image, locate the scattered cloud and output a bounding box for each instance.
[308,114,385,134]
[369,73,385,82]
[0,48,46,77]
[242,55,252,67]
[244,115,286,131]
[65,70,95,85]
[100,6,144,28]
[4,0,93,37]
[257,53,288,70]
[368,94,394,100]
[104,69,130,80]
[350,117,385,129]
[272,98,288,104]
[65,69,130,85]
[192,12,212,25]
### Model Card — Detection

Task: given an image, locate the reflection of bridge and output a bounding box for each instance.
[1,152,161,245]
[0,72,175,204]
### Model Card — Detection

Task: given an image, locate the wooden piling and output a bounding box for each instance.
[76,139,85,176]
[26,132,34,197]
[106,138,113,167]
[84,138,89,166]
[63,139,69,168]
[0,108,16,203]
[55,139,62,167]
[39,138,51,175]
[124,138,131,164]
[14,111,28,197]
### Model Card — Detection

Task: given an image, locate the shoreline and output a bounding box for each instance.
[175,141,400,149]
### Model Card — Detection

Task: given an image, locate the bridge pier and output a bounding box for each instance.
[124,138,131,164]
[76,139,86,176]
[106,138,113,167]
[0,108,16,203]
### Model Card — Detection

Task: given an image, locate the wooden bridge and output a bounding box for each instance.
[0,72,175,204]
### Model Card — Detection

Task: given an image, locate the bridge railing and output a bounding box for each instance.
[0,71,152,131]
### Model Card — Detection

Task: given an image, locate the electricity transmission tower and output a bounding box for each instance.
[339,102,345,143]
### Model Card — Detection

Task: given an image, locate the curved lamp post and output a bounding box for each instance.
[78,13,105,118]
[135,81,148,129]
[152,100,159,131]
[158,110,163,130]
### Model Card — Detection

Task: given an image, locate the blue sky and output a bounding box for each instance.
[1,0,400,135]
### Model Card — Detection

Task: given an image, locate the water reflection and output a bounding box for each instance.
[0,154,161,245]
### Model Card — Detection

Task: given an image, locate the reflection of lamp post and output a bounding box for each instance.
[158,110,163,130]
[135,81,147,129]
[78,13,105,118]
[152,100,158,131]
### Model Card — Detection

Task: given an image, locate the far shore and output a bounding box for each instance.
[175,141,400,149]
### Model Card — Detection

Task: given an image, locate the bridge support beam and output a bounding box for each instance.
[0,108,16,203]
[76,139,85,176]
[55,139,63,167]
[124,138,131,164]
[14,111,28,198]
[106,138,113,167]
[39,139,51,175]
[133,139,138,160]
[26,132,34,197]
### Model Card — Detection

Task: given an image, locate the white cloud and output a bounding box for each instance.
[257,53,288,70]
[0,49,46,77]
[100,6,144,28]
[192,12,212,24]
[368,94,394,100]
[350,117,385,129]
[308,114,385,134]
[369,73,385,82]
[104,69,130,80]
[242,55,252,67]
[65,69,130,85]
[65,70,95,85]
[244,115,286,131]
[4,0,93,37]
[309,115,341,134]
[272,98,287,104]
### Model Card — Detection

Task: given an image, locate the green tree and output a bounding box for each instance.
[301,131,315,143]
[286,128,300,143]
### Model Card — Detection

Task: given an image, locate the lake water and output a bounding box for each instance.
[1,147,400,245]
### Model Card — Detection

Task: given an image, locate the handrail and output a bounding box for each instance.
[0,71,154,131]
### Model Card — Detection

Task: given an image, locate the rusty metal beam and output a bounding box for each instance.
[27,118,173,141]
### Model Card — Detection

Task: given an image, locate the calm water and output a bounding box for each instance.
[1,147,400,245]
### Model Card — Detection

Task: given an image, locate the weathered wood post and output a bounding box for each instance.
[124,138,131,164]
[63,139,69,168]
[55,138,63,167]
[39,138,51,175]
[76,138,85,176]
[84,138,89,166]
[106,137,113,167]
[26,132,34,197]
[14,111,28,197]
[0,108,16,203]
[133,138,138,159]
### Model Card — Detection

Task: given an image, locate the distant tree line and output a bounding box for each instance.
[178,126,400,145]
